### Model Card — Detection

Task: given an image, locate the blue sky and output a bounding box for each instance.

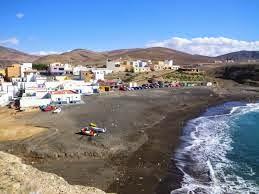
[0,0,258,56]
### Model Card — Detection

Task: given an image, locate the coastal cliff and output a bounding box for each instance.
[0,151,112,194]
[210,64,259,86]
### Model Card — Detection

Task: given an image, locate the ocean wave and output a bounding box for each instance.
[171,102,259,194]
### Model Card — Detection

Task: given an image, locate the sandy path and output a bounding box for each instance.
[0,108,46,141]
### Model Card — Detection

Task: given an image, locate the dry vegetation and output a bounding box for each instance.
[105,70,207,84]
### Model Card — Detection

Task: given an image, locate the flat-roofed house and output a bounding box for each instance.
[50,90,81,104]
[5,64,21,81]
[106,59,126,72]
[132,60,151,73]
[49,63,66,75]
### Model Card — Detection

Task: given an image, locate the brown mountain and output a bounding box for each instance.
[33,49,107,66]
[35,47,214,66]
[104,47,214,64]
[217,51,259,62]
[0,46,39,67]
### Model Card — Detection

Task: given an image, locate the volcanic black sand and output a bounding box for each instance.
[1,86,259,194]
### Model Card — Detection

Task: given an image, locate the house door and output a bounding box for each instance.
[66,97,70,104]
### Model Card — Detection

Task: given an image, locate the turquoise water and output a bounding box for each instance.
[171,102,259,194]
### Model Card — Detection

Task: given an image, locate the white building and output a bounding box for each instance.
[132,60,151,73]
[164,60,174,69]
[172,65,180,71]
[20,63,33,78]
[62,80,98,95]
[92,68,113,81]
[73,66,89,76]
[23,69,39,82]
[20,96,51,109]
[49,63,66,75]
[0,82,19,100]
[50,90,81,104]
[64,64,73,74]
[0,92,9,106]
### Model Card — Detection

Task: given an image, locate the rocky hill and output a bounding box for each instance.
[33,49,108,67]
[1,45,259,67]
[0,46,39,67]
[0,151,112,194]
[0,46,212,67]
[208,63,259,87]
[104,47,214,65]
[217,51,259,62]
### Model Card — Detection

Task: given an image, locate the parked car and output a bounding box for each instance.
[41,105,56,112]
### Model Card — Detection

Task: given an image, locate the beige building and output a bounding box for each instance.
[80,70,94,82]
[5,64,21,81]
[150,60,174,71]
[106,59,126,73]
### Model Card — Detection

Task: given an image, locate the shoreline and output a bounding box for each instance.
[1,87,259,193]
[108,96,226,194]
[107,88,259,194]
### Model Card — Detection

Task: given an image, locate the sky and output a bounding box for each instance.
[0,0,258,56]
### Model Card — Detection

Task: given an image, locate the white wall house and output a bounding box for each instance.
[91,69,105,81]
[64,64,73,74]
[91,68,113,81]
[62,80,98,95]
[0,82,19,100]
[23,70,39,82]
[20,96,51,109]
[50,90,81,104]
[172,65,180,71]
[49,63,66,75]
[132,60,151,73]
[0,92,9,106]
[20,63,33,78]
[73,66,89,76]
[164,60,174,69]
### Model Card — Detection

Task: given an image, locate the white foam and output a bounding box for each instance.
[172,103,259,194]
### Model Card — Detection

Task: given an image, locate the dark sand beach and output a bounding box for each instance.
[1,86,259,194]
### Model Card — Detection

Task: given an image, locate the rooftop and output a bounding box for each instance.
[50,90,77,95]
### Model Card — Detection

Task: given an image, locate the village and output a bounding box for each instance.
[0,58,213,111]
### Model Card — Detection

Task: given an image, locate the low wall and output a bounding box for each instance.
[20,97,51,108]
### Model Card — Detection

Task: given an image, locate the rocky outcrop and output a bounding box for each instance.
[0,151,112,194]
[209,64,259,86]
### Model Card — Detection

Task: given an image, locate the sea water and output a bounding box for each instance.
[171,102,259,194]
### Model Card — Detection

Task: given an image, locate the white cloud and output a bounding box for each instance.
[146,37,259,56]
[16,12,24,19]
[31,51,62,56]
[0,37,19,45]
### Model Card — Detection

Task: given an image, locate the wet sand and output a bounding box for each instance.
[1,86,258,193]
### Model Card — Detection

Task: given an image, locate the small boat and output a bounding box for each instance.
[81,127,97,136]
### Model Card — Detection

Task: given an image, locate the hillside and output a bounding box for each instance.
[35,47,214,66]
[34,49,108,66]
[0,151,110,194]
[0,46,39,67]
[2,45,259,67]
[217,51,259,62]
[104,47,214,64]
[208,63,259,87]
